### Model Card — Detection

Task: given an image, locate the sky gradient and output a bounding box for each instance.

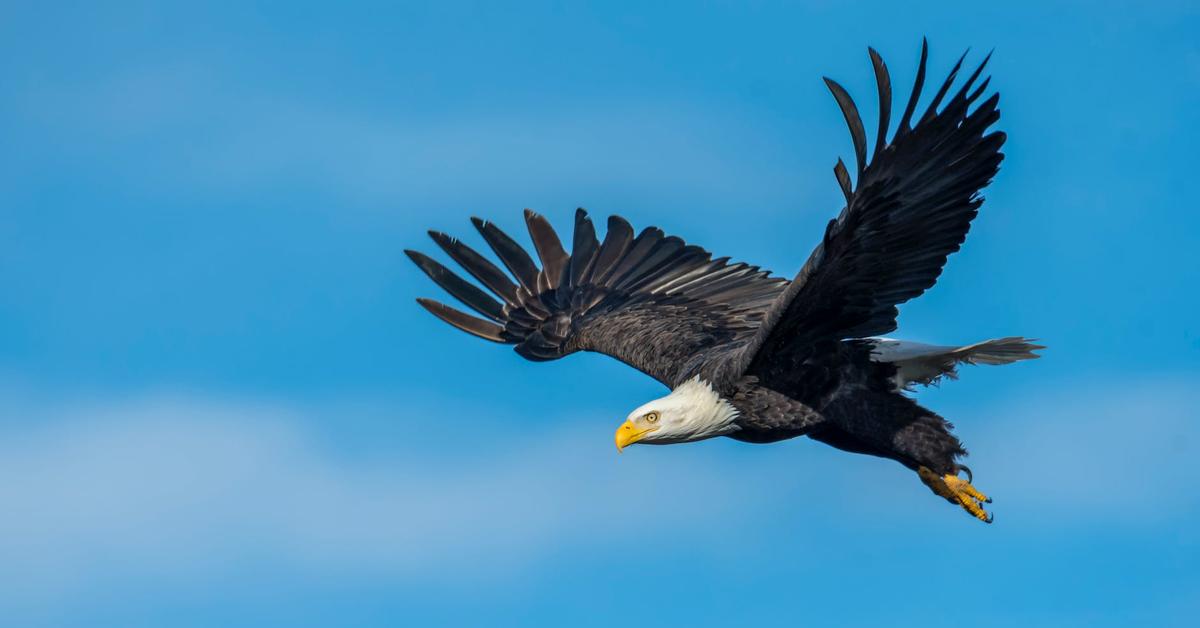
[2,2,1198,626]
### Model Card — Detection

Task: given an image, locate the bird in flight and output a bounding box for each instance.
[406,41,1042,523]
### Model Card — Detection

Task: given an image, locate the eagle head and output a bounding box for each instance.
[614,377,740,451]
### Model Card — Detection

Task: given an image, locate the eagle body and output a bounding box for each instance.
[712,340,980,478]
[407,42,1042,523]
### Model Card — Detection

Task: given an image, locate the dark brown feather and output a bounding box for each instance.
[524,209,569,291]
[824,77,868,175]
[897,38,929,135]
[416,298,508,343]
[472,217,540,293]
[739,44,1006,380]
[409,210,785,386]
[405,250,505,320]
[429,231,519,305]
[868,47,892,158]
[569,209,599,289]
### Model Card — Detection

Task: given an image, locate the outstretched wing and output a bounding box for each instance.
[407,209,786,386]
[743,41,1006,372]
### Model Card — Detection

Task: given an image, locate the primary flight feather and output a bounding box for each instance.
[406,41,1042,523]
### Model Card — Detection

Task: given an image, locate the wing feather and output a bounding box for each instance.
[588,215,635,285]
[605,227,664,288]
[416,298,508,343]
[740,43,1006,375]
[525,209,570,292]
[823,77,868,175]
[896,39,929,134]
[405,250,505,320]
[410,41,1007,390]
[410,210,787,385]
[429,231,519,305]
[472,217,539,293]
[868,47,892,159]
[568,209,599,289]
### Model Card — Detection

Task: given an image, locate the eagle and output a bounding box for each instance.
[406,41,1042,523]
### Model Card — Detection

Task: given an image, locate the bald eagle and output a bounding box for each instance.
[406,42,1042,523]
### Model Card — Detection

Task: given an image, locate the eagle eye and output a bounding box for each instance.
[644,412,659,423]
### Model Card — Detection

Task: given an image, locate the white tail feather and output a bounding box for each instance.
[870,336,1044,390]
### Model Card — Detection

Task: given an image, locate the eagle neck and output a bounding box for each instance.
[668,376,741,439]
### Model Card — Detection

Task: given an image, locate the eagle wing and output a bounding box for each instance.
[408,209,786,386]
[741,42,1006,373]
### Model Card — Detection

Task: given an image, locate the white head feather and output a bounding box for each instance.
[624,376,740,445]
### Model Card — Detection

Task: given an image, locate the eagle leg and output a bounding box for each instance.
[918,466,993,523]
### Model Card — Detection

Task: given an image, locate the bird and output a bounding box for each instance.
[405,41,1043,523]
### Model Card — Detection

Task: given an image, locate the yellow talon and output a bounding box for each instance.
[918,466,993,523]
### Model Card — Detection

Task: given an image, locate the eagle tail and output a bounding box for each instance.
[870,336,1044,390]
[954,336,1045,366]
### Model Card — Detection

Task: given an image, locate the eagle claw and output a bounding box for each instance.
[918,466,993,524]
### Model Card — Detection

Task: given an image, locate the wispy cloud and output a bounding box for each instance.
[11,59,809,210]
[0,376,1195,606]
[829,376,1200,526]
[0,394,767,602]
[969,376,1200,521]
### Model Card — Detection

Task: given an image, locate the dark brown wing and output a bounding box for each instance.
[407,209,786,386]
[741,41,1005,374]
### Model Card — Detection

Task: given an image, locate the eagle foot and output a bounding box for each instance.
[918,466,993,524]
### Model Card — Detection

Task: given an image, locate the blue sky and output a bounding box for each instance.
[1,1,1198,626]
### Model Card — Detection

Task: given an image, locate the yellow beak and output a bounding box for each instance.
[615,419,655,452]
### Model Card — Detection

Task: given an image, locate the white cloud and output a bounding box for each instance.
[190,102,792,206]
[0,376,1195,605]
[0,394,767,602]
[968,376,1200,521]
[12,59,810,210]
[822,376,1200,526]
